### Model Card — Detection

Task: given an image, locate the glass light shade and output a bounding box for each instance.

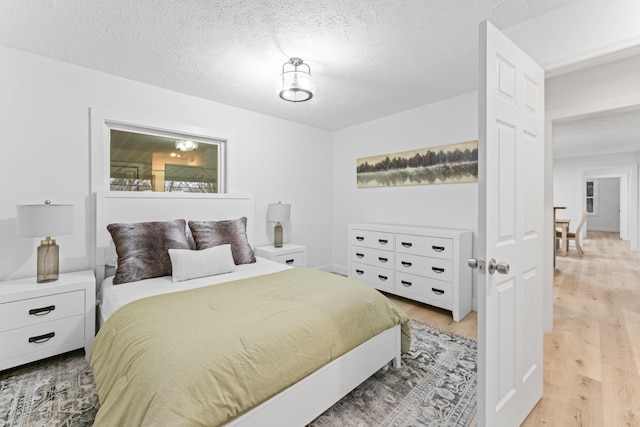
[276,58,314,103]
[175,140,199,151]
[17,201,74,283]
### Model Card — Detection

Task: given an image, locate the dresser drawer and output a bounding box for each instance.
[351,262,395,291]
[273,252,304,267]
[0,290,85,333]
[0,315,85,361]
[351,229,394,250]
[395,253,453,282]
[351,246,394,268]
[396,272,453,304]
[395,234,453,260]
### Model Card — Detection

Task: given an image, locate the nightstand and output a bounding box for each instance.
[0,270,96,371]
[254,244,307,267]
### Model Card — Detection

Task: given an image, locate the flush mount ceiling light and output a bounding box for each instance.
[276,57,314,103]
[175,140,198,152]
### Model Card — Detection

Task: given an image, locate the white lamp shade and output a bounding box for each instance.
[17,203,74,237]
[267,203,291,223]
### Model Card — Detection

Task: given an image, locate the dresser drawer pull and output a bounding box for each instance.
[378,239,388,245]
[285,259,295,265]
[378,275,388,281]
[401,261,412,267]
[401,242,412,248]
[29,332,55,344]
[356,236,364,241]
[401,280,412,287]
[431,288,445,296]
[356,253,364,258]
[432,267,445,274]
[355,269,364,275]
[29,305,56,316]
[378,257,388,263]
[432,245,445,252]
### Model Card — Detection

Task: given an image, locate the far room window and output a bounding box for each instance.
[110,129,224,193]
[585,179,598,215]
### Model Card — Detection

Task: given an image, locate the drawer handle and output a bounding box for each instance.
[378,275,388,281]
[432,245,445,252]
[401,242,412,248]
[431,288,445,296]
[285,259,295,265]
[378,239,388,245]
[356,236,364,241]
[401,280,412,287]
[378,257,388,263]
[29,305,56,316]
[355,269,364,275]
[29,332,55,344]
[401,261,412,267]
[432,267,445,274]
[356,253,364,258]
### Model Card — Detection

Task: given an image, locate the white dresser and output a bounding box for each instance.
[348,223,472,321]
[0,270,96,371]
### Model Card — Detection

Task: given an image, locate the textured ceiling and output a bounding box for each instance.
[0,0,581,130]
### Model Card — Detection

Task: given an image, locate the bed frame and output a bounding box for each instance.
[93,191,402,426]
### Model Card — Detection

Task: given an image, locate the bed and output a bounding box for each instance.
[91,192,410,426]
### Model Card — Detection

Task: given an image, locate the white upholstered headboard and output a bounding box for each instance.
[94,192,255,283]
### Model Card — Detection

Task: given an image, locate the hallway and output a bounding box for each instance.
[523,231,640,426]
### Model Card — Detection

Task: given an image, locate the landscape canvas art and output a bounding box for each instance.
[357,140,478,188]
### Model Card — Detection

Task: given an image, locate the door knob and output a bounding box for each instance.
[488,258,510,275]
[468,258,485,273]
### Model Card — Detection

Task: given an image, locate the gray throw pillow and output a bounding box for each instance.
[107,219,191,284]
[188,217,256,265]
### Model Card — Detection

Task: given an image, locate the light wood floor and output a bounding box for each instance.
[386,231,640,426]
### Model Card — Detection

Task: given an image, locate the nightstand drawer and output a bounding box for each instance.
[0,315,85,361]
[0,290,85,332]
[273,252,304,267]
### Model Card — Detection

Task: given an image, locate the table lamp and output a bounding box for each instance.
[266,202,291,248]
[17,200,74,283]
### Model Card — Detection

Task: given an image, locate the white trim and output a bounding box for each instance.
[89,107,231,194]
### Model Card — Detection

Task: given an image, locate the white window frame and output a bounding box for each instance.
[585,179,598,216]
[90,108,228,194]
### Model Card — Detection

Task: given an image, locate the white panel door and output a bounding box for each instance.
[477,21,544,427]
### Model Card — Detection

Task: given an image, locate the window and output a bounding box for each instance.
[585,179,598,215]
[109,129,223,193]
[90,109,227,194]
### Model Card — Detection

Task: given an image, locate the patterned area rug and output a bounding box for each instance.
[0,350,96,427]
[311,320,477,426]
[0,320,476,427]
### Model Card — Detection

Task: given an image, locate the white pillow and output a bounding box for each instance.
[168,244,236,282]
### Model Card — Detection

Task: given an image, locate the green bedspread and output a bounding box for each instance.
[90,267,410,426]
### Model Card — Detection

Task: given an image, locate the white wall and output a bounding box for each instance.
[0,45,333,281]
[331,92,479,304]
[587,178,621,232]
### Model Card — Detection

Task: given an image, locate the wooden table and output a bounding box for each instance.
[555,219,571,256]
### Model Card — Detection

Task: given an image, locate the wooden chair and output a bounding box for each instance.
[556,212,587,256]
